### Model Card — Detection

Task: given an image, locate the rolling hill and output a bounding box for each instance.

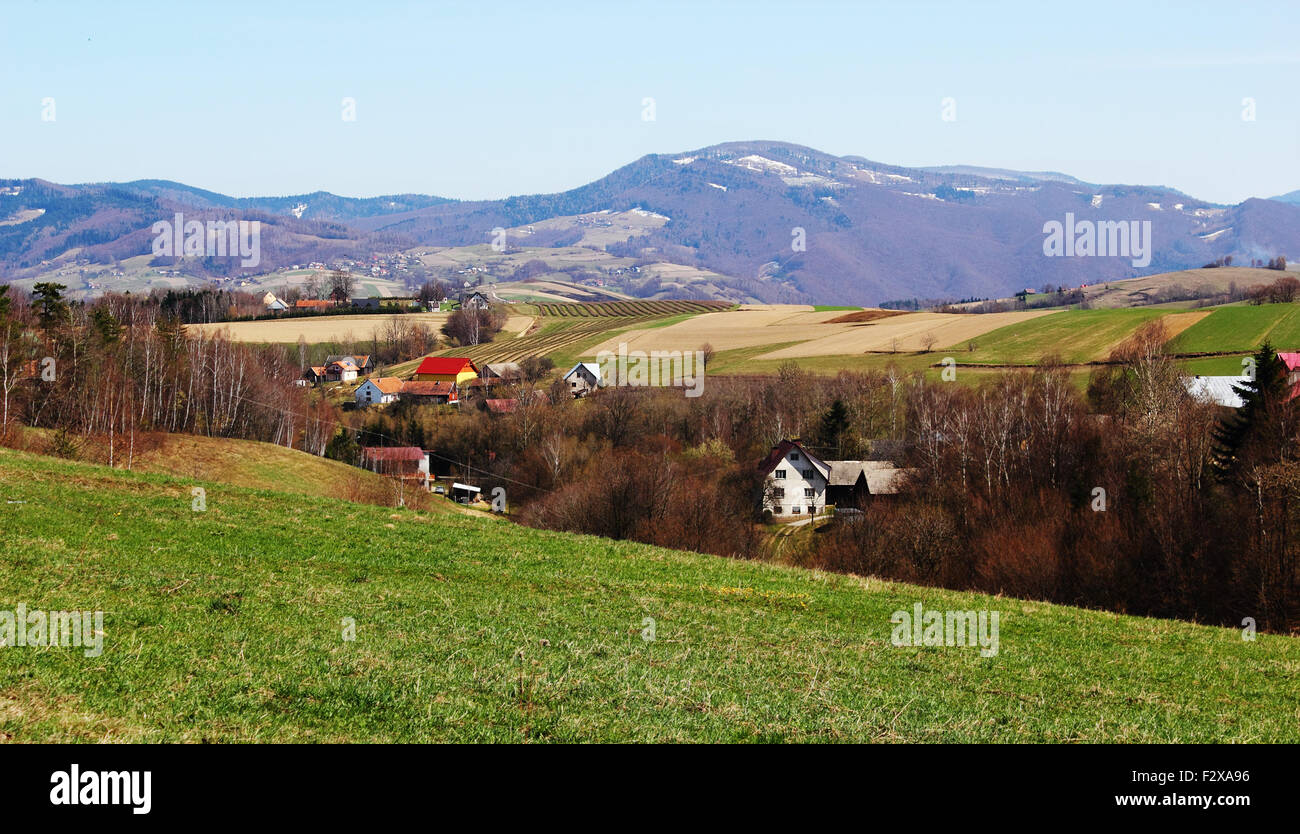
[1,446,1296,742]
[6,429,460,514]
[6,142,1300,305]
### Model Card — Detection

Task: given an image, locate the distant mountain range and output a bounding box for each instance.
[4,141,1299,305]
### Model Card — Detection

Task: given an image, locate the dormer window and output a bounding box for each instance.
[791,452,800,460]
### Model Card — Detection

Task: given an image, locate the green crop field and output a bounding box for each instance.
[1,448,1296,742]
[434,302,731,368]
[1165,304,1300,354]
[949,309,1167,365]
[439,315,660,367]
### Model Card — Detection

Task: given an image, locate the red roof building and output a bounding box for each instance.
[399,380,459,403]
[413,356,479,384]
[360,446,429,478]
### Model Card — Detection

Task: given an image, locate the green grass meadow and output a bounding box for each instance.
[1,448,1296,742]
[1166,304,1300,354]
[950,309,1167,365]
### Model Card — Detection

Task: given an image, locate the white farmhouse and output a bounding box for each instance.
[563,362,603,397]
[758,439,829,518]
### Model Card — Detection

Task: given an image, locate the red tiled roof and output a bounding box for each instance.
[366,377,403,394]
[295,299,332,309]
[415,356,476,376]
[361,446,425,461]
[399,380,457,396]
[757,439,828,476]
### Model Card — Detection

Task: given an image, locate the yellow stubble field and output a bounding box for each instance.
[584,305,1057,359]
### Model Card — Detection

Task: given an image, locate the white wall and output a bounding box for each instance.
[763,449,826,517]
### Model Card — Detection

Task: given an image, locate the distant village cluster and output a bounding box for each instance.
[308,346,606,507]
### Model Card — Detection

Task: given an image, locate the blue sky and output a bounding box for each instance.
[2,0,1297,203]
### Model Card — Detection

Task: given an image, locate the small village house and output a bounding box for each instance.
[413,356,480,386]
[563,362,602,397]
[355,377,402,407]
[326,354,375,375]
[262,291,288,312]
[325,358,359,382]
[460,290,491,311]
[302,365,327,385]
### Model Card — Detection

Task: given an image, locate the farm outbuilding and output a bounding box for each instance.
[414,356,480,386]
[451,482,481,503]
[1183,375,1247,409]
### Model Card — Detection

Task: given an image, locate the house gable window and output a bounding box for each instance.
[804,488,814,498]
[774,469,786,479]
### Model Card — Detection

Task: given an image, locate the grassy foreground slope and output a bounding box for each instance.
[0,448,1296,742]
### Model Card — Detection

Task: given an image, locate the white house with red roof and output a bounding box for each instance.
[325,358,359,382]
[758,439,830,518]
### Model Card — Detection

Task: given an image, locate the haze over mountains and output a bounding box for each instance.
[3,140,1298,305]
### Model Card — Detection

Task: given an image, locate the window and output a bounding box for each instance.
[791,452,800,460]
[804,488,814,498]
[773,488,785,498]
[773,505,782,515]
[792,505,801,514]
[802,469,815,479]
[774,469,786,479]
